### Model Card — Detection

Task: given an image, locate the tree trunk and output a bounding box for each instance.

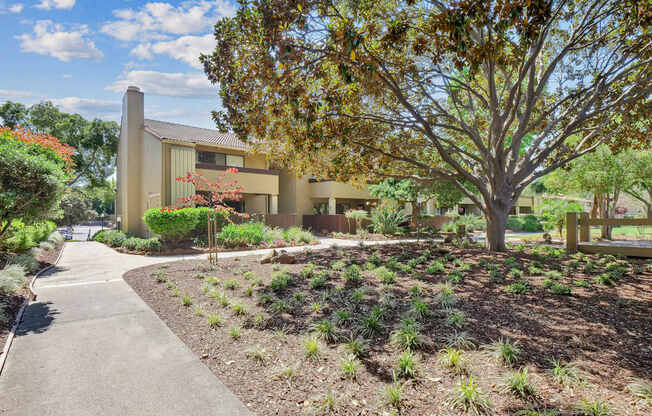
[485,205,510,252]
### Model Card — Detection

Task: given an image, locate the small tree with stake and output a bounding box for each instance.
[175,168,246,264]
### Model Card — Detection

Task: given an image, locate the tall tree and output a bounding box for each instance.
[0,101,27,129]
[0,101,119,187]
[202,0,651,251]
[624,150,652,218]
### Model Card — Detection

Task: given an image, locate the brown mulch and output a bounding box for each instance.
[0,243,64,353]
[124,242,652,415]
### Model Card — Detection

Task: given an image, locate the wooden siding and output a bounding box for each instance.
[170,145,195,205]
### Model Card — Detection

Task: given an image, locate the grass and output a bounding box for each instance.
[396,350,419,378]
[229,326,241,340]
[345,336,369,357]
[625,379,652,405]
[573,399,614,416]
[390,317,423,350]
[503,367,537,399]
[548,358,583,386]
[381,375,407,411]
[310,319,337,343]
[506,280,530,294]
[231,301,248,316]
[182,295,192,307]
[244,345,269,364]
[439,348,468,374]
[484,338,521,366]
[448,376,492,415]
[340,354,359,379]
[303,335,321,360]
[207,314,223,327]
[444,331,476,350]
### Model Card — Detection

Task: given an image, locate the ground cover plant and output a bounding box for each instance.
[124,242,651,415]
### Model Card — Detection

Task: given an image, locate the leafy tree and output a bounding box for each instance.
[58,189,98,227]
[0,101,119,187]
[624,150,652,218]
[203,0,651,251]
[544,147,645,238]
[0,128,72,241]
[539,199,583,238]
[0,101,27,129]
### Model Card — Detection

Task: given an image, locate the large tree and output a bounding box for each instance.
[202,0,650,251]
[0,101,119,187]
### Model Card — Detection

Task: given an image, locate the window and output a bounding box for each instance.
[226,154,244,167]
[519,206,533,214]
[196,151,241,167]
[197,151,215,164]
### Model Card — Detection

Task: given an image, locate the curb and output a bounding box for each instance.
[0,243,66,376]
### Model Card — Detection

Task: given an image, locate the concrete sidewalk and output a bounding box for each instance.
[0,243,252,416]
[0,238,421,415]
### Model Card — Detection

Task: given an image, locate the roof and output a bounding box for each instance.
[144,119,250,150]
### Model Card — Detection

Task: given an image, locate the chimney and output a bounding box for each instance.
[123,86,144,128]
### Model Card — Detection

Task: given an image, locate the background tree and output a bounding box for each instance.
[0,101,27,129]
[624,150,652,218]
[544,146,639,239]
[0,101,119,187]
[203,0,651,251]
[539,199,583,238]
[58,189,98,227]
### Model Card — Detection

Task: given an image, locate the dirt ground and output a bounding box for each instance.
[125,242,651,415]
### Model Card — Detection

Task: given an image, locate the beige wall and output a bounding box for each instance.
[244,194,268,214]
[309,181,373,199]
[139,131,163,236]
[170,145,195,206]
[197,168,279,195]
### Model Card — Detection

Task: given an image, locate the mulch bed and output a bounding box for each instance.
[0,243,64,354]
[124,242,651,415]
[113,241,319,257]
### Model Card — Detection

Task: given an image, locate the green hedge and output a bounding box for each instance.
[92,230,161,253]
[506,214,543,232]
[217,222,316,248]
[143,207,227,243]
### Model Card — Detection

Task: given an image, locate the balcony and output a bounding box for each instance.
[195,163,280,195]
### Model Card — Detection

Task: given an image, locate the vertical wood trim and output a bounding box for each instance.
[566,212,578,253]
[170,145,195,206]
[579,212,591,242]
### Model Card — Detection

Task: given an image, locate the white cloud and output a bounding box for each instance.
[62,74,72,78]
[9,3,23,13]
[35,0,75,10]
[132,34,215,69]
[50,97,120,117]
[106,70,215,97]
[101,1,235,42]
[16,20,104,62]
[0,89,33,99]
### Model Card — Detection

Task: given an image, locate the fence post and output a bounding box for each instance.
[579,212,590,242]
[566,212,578,253]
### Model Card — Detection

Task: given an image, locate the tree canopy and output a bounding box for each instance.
[0,101,119,187]
[202,0,651,250]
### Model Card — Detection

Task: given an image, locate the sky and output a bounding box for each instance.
[0,0,237,128]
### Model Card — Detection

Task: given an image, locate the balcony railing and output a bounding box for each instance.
[195,163,280,175]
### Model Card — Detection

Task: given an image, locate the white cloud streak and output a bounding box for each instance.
[106,70,216,97]
[16,20,103,62]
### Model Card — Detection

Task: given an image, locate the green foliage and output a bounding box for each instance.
[345,336,369,357]
[374,266,396,284]
[340,354,359,379]
[538,199,583,237]
[270,269,294,292]
[507,215,543,232]
[439,348,468,374]
[0,132,67,241]
[381,375,407,410]
[310,319,337,342]
[370,204,409,235]
[342,264,362,284]
[143,207,216,244]
[448,376,492,415]
[0,264,27,294]
[548,283,572,295]
[484,338,521,366]
[390,317,422,350]
[396,350,419,378]
[303,335,321,360]
[573,399,614,416]
[2,221,56,252]
[548,358,583,386]
[503,367,537,398]
[506,281,530,294]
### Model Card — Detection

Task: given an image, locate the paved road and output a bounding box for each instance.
[0,238,419,415]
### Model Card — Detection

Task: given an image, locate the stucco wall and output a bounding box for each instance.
[197,168,279,195]
[244,194,267,214]
[139,131,163,236]
[309,181,373,199]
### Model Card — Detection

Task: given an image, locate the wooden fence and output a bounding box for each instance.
[566,212,652,257]
[265,214,301,229]
[302,215,359,234]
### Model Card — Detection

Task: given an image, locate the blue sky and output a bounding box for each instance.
[0,0,237,128]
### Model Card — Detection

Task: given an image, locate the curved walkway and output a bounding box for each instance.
[0,242,251,416]
[0,238,418,415]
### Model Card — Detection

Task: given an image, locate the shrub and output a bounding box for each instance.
[374,266,396,284]
[396,350,419,378]
[370,204,409,235]
[342,264,362,284]
[484,338,521,366]
[122,237,142,251]
[218,222,266,247]
[439,348,468,374]
[0,264,27,293]
[9,252,40,273]
[2,221,57,252]
[143,207,207,244]
[448,376,491,415]
[284,226,314,243]
[106,231,127,248]
[503,367,537,398]
[140,237,162,253]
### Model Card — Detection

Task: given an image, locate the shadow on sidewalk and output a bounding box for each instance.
[16,301,59,335]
